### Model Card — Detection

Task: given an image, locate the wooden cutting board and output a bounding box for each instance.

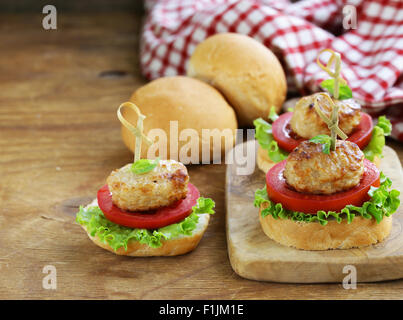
[226,141,403,283]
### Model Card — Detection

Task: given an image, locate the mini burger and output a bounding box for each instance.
[76,102,215,256]
[254,49,391,173]
[254,99,400,250]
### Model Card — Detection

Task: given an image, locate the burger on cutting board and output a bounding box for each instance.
[254,50,399,250]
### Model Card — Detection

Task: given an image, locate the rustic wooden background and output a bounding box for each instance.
[1,6,402,299]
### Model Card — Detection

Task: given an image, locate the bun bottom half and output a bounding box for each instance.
[257,145,276,173]
[373,155,381,168]
[259,202,392,250]
[81,200,210,256]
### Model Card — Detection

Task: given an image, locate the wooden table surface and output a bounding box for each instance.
[1,12,403,300]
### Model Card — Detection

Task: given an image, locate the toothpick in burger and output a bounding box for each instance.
[254,95,399,250]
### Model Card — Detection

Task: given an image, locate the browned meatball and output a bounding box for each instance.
[107,160,189,211]
[283,140,364,195]
[290,93,361,139]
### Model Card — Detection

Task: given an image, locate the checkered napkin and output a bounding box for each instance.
[140,0,403,141]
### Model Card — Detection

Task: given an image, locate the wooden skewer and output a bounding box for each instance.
[316,49,345,100]
[117,102,153,162]
[315,49,349,151]
[313,93,348,151]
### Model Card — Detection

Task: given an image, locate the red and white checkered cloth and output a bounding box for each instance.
[140,0,403,141]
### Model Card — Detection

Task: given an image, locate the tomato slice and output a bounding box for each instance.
[271,112,374,153]
[271,112,304,152]
[266,159,380,214]
[346,112,373,149]
[97,183,200,229]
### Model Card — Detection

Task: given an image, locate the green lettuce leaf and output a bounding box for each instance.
[254,172,399,226]
[192,197,215,214]
[268,106,279,122]
[376,116,392,136]
[364,116,392,161]
[253,108,289,163]
[267,140,288,162]
[320,79,353,100]
[76,197,215,251]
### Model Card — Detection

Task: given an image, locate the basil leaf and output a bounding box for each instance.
[131,158,160,174]
[309,134,332,154]
[320,79,353,100]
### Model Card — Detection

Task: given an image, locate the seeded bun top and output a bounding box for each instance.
[187,33,287,126]
[121,76,238,163]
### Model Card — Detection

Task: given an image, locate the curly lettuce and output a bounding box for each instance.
[254,172,399,226]
[253,107,288,163]
[364,116,392,161]
[76,197,215,251]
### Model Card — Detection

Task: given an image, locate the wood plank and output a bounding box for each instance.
[0,1,143,13]
[226,141,403,283]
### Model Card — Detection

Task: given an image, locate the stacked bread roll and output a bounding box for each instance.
[122,33,287,163]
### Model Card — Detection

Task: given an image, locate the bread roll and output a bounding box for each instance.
[373,155,381,168]
[259,202,392,250]
[257,144,276,173]
[122,76,238,164]
[187,33,287,126]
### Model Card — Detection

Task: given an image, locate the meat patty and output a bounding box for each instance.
[283,140,364,195]
[106,160,189,212]
[290,93,361,139]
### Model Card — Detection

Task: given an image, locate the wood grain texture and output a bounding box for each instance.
[0,12,403,299]
[226,142,403,283]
